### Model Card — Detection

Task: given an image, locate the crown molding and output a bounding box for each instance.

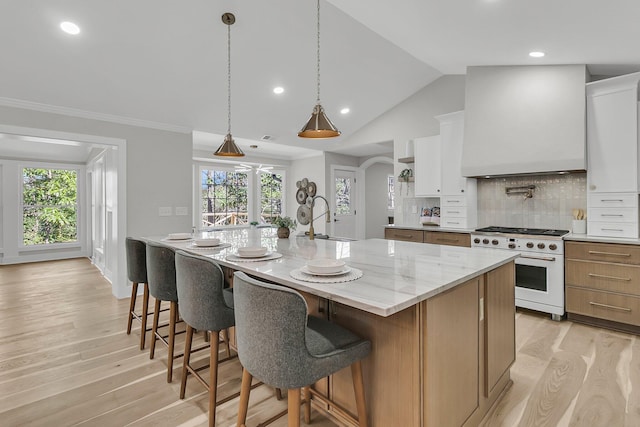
[0,97,192,134]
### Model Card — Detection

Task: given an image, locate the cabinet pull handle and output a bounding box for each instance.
[447,200,460,203]
[588,250,631,257]
[396,234,414,239]
[601,214,624,217]
[588,273,631,281]
[436,238,458,243]
[589,301,631,312]
[601,228,625,232]
[448,211,460,214]
[448,221,460,224]
[600,199,624,202]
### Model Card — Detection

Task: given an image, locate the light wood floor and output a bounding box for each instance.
[1,258,639,426]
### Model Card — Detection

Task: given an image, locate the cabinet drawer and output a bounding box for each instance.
[425,231,471,247]
[566,241,640,265]
[587,207,638,223]
[588,193,638,208]
[441,206,467,218]
[566,287,640,326]
[384,228,424,243]
[440,218,467,229]
[588,221,638,238]
[441,196,467,207]
[565,259,640,296]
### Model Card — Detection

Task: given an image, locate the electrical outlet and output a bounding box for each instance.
[175,207,188,216]
[411,205,417,214]
[158,207,172,216]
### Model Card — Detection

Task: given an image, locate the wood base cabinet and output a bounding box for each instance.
[566,241,640,330]
[320,262,515,427]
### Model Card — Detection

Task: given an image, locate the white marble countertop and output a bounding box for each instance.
[385,224,475,233]
[564,232,640,246]
[146,228,517,317]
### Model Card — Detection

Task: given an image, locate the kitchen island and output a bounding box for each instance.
[148,228,518,427]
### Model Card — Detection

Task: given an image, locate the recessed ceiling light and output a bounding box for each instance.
[60,21,81,35]
[340,107,350,114]
[273,87,284,94]
[529,51,545,58]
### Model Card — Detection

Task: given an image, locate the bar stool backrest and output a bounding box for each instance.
[145,242,177,302]
[125,237,147,284]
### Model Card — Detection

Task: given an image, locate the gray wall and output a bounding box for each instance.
[0,105,192,298]
[0,106,192,237]
[365,162,394,238]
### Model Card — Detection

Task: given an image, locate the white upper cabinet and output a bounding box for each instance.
[438,111,467,194]
[586,73,640,193]
[414,135,441,197]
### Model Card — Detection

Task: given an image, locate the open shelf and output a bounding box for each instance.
[398,156,415,164]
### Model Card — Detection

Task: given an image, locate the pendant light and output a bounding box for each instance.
[298,0,340,138]
[215,13,244,157]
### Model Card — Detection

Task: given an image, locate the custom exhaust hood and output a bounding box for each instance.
[461,65,588,177]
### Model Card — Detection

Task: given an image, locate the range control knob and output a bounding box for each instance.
[549,243,558,250]
[482,239,489,245]
[492,239,499,245]
[474,238,480,244]
[526,242,534,248]
[537,243,546,249]
[508,243,516,249]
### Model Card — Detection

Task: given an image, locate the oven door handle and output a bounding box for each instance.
[519,254,556,262]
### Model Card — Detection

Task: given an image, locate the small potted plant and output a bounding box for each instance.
[272,216,297,238]
[249,221,259,228]
[399,168,413,195]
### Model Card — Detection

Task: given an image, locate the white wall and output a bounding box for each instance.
[338,75,467,225]
[365,162,394,238]
[0,106,192,298]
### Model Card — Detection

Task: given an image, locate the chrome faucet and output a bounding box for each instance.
[309,195,331,240]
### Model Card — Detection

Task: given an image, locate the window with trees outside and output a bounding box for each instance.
[22,167,78,245]
[200,168,248,227]
[260,172,284,223]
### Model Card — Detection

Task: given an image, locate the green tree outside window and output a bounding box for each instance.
[22,168,78,245]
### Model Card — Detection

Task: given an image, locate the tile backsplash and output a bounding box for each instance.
[477,173,587,230]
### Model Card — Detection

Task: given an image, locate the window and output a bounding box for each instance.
[200,168,248,227]
[260,172,284,223]
[22,167,78,245]
[388,175,395,210]
[335,176,352,215]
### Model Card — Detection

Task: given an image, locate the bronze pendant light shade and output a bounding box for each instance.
[298,0,340,139]
[214,12,244,157]
[298,104,340,138]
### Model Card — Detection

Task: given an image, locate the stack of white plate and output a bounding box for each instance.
[301,259,350,276]
[237,246,268,258]
[193,238,221,247]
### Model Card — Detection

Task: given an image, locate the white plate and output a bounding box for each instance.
[194,238,221,247]
[236,251,273,258]
[167,233,192,240]
[299,265,352,276]
[306,258,346,274]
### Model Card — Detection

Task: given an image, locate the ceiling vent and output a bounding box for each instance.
[261,135,275,141]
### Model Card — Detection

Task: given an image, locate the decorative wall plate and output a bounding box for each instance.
[297,205,311,225]
[296,188,307,204]
[307,181,317,197]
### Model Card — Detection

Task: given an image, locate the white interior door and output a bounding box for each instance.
[333,169,357,239]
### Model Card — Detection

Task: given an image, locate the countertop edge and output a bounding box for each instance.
[564,233,640,246]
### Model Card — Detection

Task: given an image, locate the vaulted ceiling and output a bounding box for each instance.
[1,0,640,160]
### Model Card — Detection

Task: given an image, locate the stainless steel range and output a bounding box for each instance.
[471,226,569,321]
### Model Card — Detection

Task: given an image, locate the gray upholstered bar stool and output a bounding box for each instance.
[125,237,153,350]
[175,250,239,427]
[146,241,182,382]
[233,272,372,427]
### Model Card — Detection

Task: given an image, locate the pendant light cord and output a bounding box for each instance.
[316,0,321,104]
[227,22,232,134]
